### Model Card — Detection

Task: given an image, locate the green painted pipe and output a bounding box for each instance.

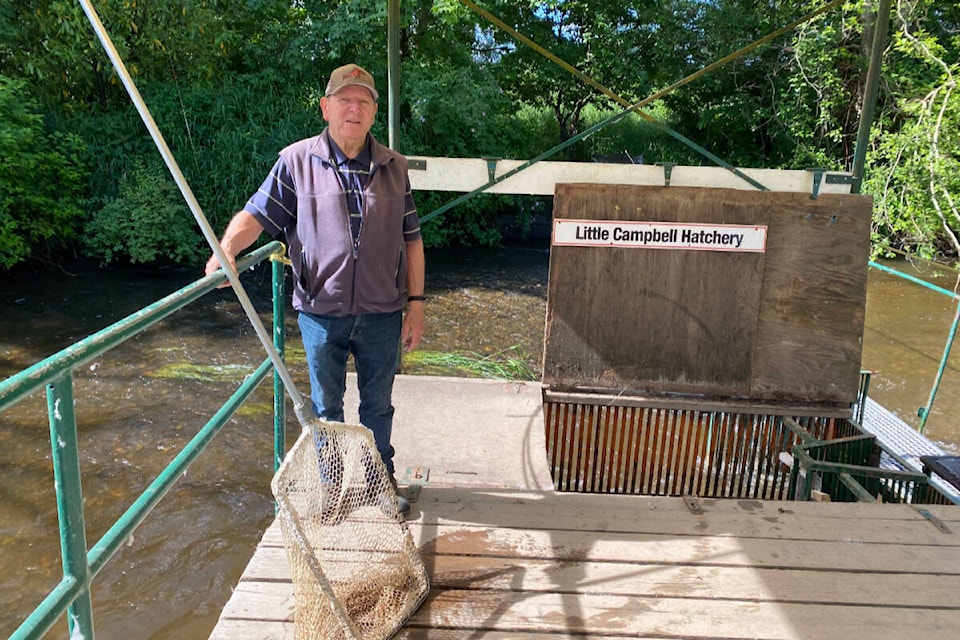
[0,243,282,412]
[49,375,95,639]
[273,256,288,472]
[8,575,81,640]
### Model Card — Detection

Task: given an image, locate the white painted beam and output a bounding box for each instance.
[406,156,853,195]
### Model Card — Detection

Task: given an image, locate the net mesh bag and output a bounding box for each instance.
[272,420,429,640]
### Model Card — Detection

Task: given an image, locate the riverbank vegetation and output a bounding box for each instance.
[1,1,958,269]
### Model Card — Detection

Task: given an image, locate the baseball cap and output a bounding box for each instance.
[325,63,378,102]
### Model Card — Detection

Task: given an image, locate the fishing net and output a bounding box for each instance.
[272,421,429,640]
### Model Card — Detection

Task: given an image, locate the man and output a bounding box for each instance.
[205,63,425,515]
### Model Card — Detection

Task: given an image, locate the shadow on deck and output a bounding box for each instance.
[209,376,960,640]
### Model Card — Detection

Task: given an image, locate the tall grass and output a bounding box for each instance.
[401,346,538,381]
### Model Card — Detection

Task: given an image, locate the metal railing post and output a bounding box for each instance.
[851,0,893,192]
[387,0,400,150]
[919,301,960,433]
[273,255,288,472]
[47,374,95,639]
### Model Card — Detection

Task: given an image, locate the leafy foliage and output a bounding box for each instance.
[0,75,86,268]
[863,0,960,260]
[84,159,203,265]
[2,1,960,267]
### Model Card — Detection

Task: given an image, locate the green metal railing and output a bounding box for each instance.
[0,241,288,640]
[780,416,958,506]
[789,435,955,506]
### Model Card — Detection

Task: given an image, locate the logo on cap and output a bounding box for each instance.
[326,63,378,101]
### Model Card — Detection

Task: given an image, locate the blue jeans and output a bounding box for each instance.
[298,310,401,476]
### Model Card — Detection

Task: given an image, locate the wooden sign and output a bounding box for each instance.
[543,184,873,416]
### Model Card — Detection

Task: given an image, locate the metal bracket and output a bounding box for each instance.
[407,158,427,171]
[683,495,703,515]
[807,170,855,199]
[402,466,429,504]
[482,156,501,185]
[913,506,952,534]
[825,173,855,185]
[807,167,827,199]
[656,162,676,187]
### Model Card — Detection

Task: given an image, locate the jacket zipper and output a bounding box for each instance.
[345,160,374,314]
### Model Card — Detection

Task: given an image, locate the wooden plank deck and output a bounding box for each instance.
[209,488,960,640]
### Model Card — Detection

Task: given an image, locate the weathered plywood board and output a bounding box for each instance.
[751,193,872,401]
[543,184,872,414]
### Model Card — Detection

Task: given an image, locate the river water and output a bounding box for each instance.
[1,247,958,639]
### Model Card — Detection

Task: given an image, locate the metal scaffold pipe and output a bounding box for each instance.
[851,0,893,193]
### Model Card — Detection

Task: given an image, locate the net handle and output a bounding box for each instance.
[76,0,313,423]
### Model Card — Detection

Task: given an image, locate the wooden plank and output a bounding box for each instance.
[409,490,960,545]
[406,157,854,196]
[208,619,294,640]
[215,580,293,622]
[210,618,672,640]
[424,555,960,607]
[240,546,960,608]
[397,632,669,640]
[411,525,957,574]
[405,590,959,640]
[257,523,959,576]
[259,493,960,547]
[211,583,960,640]
[257,495,960,576]
[213,495,960,640]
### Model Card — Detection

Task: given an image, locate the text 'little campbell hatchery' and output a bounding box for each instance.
[552,219,767,252]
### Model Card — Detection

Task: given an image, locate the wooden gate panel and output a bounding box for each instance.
[543,183,873,414]
[545,184,767,396]
[750,196,871,403]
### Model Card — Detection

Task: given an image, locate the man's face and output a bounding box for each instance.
[320,85,377,150]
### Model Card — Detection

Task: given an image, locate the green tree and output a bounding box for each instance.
[476,0,669,160]
[4,0,960,263]
[864,0,960,259]
[83,158,203,265]
[0,75,86,269]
